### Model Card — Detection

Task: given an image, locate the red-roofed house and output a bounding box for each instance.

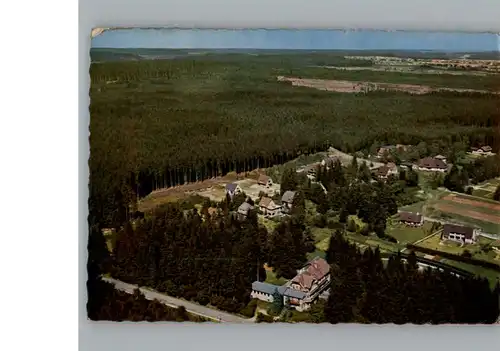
[286,257,331,311]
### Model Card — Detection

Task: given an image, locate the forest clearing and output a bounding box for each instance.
[277,76,500,94]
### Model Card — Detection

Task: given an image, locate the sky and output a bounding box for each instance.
[92,28,500,52]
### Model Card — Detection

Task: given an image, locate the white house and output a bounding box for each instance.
[259,197,282,218]
[225,183,242,198]
[257,174,273,187]
[399,211,424,227]
[471,146,493,156]
[414,157,448,172]
[237,202,254,221]
[281,191,296,213]
[250,281,279,302]
[441,224,478,245]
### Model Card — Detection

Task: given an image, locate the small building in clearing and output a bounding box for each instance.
[375,162,399,179]
[281,191,296,213]
[398,211,424,227]
[414,157,448,172]
[257,174,273,187]
[225,183,242,198]
[259,197,282,218]
[237,202,254,220]
[471,145,493,155]
[441,223,478,245]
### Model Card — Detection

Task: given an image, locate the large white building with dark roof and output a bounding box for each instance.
[250,257,331,312]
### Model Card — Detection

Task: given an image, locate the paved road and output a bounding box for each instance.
[102,277,253,323]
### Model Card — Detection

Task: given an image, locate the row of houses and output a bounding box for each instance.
[470,146,493,155]
[398,211,478,244]
[251,257,331,312]
[225,174,274,199]
[378,144,494,159]
[237,191,297,220]
[373,156,449,181]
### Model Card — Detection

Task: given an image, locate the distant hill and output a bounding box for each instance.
[90,48,500,63]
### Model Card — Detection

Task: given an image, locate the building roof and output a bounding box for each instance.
[252,281,279,295]
[443,223,474,239]
[226,183,238,192]
[258,174,270,184]
[238,202,254,213]
[304,257,330,280]
[281,190,296,203]
[434,155,447,160]
[259,196,280,209]
[277,286,306,300]
[291,257,330,290]
[417,157,447,170]
[291,272,315,289]
[387,162,397,170]
[481,145,492,152]
[376,165,389,177]
[399,211,422,223]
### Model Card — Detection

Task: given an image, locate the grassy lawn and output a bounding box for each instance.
[348,215,367,230]
[311,227,333,243]
[103,229,117,253]
[399,201,426,213]
[472,189,493,200]
[264,268,288,286]
[255,299,272,315]
[387,221,434,246]
[316,237,330,251]
[259,216,280,232]
[304,200,319,225]
[416,232,467,255]
[345,231,402,253]
[307,250,326,261]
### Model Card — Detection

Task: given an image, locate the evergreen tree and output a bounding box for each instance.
[358,161,372,183]
[493,184,500,201]
[269,290,284,315]
[406,169,419,187]
[280,167,298,195]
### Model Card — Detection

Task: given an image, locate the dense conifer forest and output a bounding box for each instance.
[89,54,499,228]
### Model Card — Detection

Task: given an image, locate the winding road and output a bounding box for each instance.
[102,277,253,323]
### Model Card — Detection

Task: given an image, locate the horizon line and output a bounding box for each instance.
[90,47,499,53]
